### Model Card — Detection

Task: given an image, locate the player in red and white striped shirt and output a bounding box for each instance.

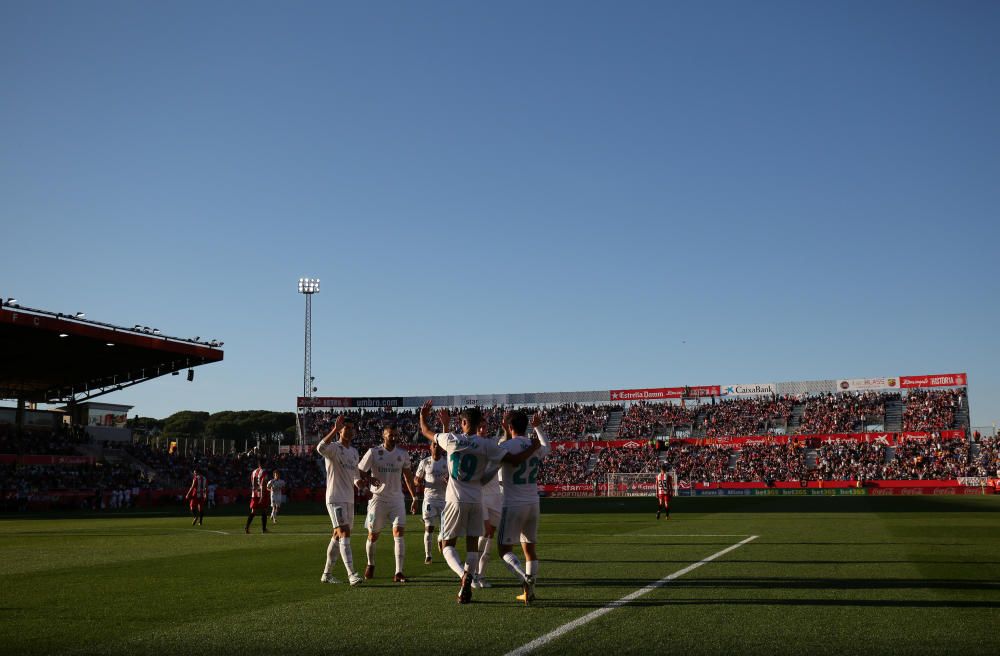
[656,464,677,520]
[185,468,208,526]
[245,459,270,534]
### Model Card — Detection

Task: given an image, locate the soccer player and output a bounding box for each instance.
[245,459,269,534]
[497,410,550,605]
[316,415,364,586]
[475,420,503,589]
[412,439,448,564]
[267,470,286,523]
[418,400,540,604]
[185,467,207,526]
[359,424,418,583]
[656,464,677,520]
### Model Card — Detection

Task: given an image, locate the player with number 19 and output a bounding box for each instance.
[417,400,540,604]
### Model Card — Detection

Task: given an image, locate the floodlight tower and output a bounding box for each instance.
[298,278,320,402]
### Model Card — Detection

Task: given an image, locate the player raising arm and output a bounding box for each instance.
[316,415,364,586]
[358,423,418,583]
[418,400,540,604]
[497,410,550,605]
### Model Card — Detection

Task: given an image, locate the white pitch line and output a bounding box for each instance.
[502,535,759,656]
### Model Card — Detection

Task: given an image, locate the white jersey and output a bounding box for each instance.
[267,479,286,500]
[434,432,506,504]
[499,434,549,507]
[316,440,360,504]
[358,446,410,502]
[415,455,449,502]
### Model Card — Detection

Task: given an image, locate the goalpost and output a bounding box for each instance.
[606,472,678,497]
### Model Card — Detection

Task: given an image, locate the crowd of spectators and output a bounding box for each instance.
[0,424,89,455]
[813,441,890,480]
[700,396,795,437]
[537,446,594,485]
[662,444,734,483]
[533,404,615,438]
[882,439,971,480]
[797,391,891,434]
[618,402,698,439]
[903,389,963,431]
[969,437,1000,477]
[590,445,660,480]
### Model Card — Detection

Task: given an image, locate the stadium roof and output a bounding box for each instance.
[0,303,223,403]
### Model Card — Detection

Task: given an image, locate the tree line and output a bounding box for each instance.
[128,410,297,444]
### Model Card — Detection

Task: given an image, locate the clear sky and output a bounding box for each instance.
[2,1,998,425]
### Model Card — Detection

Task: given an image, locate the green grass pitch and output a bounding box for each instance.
[2,496,998,655]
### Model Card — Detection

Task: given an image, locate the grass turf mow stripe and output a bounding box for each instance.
[504,535,759,656]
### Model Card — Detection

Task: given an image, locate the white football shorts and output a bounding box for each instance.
[439,501,484,540]
[497,503,540,545]
[327,501,354,530]
[364,496,406,533]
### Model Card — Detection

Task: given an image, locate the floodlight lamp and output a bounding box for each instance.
[153,329,161,335]
[298,277,320,294]
[5,298,17,306]
[75,312,85,318]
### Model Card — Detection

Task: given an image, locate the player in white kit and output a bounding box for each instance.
[418,400,540,604]
[359,424,417,583]
[497,410,550,605]
[412,439,448,564]
[474,421,503,589]
[267,470,286,523]
[316,415,364,586]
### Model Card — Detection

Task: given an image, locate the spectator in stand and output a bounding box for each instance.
[797,391,892,434]
[902,389,963,431]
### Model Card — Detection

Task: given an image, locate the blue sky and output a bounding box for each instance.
[2,1,998,425]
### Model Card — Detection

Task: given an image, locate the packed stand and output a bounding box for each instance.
[532,404,615,438]
[903,389,963,431]
[618,402,698,439]
[797,391,891,434]
[813,441,890,480]
[590,445,660,480]
[662,444,734,483]
[700,395,795,437]
[0,424,90,455]
[537,446,594,485]
[882,439,971,480]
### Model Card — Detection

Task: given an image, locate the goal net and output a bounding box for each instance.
[606,473,657,497]
[605,472,679,497]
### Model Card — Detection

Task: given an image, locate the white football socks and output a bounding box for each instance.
[365,538,377,566]
[477,536,491,577]
[394,536,405,573]
[442,546,466,578]
[339,537,356,576]
[464,551,480,575]
[526,559,538,578]
[502,551,527,582]
[324,537,340,574]
[424,531,433,558]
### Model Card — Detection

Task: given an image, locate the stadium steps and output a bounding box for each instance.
[955,394,971,432]
[602,409,623,439]
[884,396,903,432]
[804,448,819,469]
[691,407,711,437]
[788,402,806,432]
[726,452,740,469]
[884,446,896,464]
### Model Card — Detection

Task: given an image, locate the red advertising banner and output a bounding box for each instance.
[610,385,720,402]
[899,373,967,389]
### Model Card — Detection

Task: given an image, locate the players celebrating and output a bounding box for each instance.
[185,467,207,526]
[418,400,540,604]
[412,439,448,564]
[656,464,677,520]
[497,410,550,605]
[267,470,286,524]
[359,424,418,583]
[245,459,269,534]
[316,415,364,586]
[475,420,503,589]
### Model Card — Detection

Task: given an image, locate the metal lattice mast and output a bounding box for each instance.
[303,292,312,398]
[298,279,320,445]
